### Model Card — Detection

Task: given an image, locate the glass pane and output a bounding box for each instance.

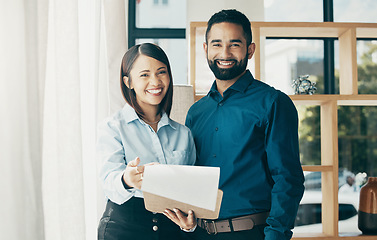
[295,170,362,234]
[264,0,323,22]
[338,168,360,235]
[136,39,188,85]
[338,106,377,177]
[357,40,377,94]
[194,27,213,95]
[334,0,377,23]
[136,0,187,28]
[334,40,340,94]
[264,39,324,95]
[337,40,377,95]
[297,105,321,166]
[293,171,323,234]
[338,106,377,233]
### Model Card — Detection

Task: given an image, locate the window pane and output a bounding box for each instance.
[264,0,322,22]
[338,106,377,177]
[264,39,324,95]
[357,40,377,94]
[136,39,188,85]
[338,106,377,233]
[334,40,340,94]
[136,0,186,28]
[297,105,321,166]
[294,172,323,234]
[334,0,377,23]
[295,170,360,234]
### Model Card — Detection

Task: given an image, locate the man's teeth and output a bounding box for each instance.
[218,61,233,65]
[147,89,162,94]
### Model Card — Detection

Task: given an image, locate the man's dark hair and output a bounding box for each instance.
[205,9,252,46]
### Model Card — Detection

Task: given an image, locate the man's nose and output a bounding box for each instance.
[220,46,232,59]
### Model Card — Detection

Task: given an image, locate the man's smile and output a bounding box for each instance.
[216,60,236,68]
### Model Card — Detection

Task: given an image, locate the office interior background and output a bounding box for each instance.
[1,0,377,239]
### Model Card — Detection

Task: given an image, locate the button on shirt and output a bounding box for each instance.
[185,70,305,240]
[98,104,196,205]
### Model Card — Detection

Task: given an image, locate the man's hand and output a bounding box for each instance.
[163,208,197,231]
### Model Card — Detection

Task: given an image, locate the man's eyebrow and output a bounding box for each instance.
[210,39,243,44]
[230,39,242,43]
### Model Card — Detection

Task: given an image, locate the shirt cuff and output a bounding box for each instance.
[116,171,135,196]
[121,171,133,189]
[181,224,197,232]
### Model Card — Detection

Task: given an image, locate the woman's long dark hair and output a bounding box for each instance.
[120,43,174,117]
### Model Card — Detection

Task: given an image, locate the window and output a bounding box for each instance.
[264,0,323,22]
[264,0,377,236]
[128,0,187,84]
[334,0,377,23]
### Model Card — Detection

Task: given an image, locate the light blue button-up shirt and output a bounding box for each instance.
[97,104,196,205]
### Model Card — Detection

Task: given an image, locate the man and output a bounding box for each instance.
[164,9,304,240]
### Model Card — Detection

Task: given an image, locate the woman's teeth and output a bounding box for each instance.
[147,89,162,94]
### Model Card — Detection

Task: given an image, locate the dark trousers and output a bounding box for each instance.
[98,198,189,240]
[185,223,267,240]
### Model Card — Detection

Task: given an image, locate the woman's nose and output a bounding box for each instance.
[150,74,161,85]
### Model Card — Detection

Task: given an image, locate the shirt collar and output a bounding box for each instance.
[229,70,254,93]
[208,70,254,97]
[121,103,176,130]
[159,112,177,130]
[122,104,139,123]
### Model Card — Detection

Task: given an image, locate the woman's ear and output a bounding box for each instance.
[123,76,132,89]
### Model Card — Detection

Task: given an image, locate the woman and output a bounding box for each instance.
[97,43,195,240]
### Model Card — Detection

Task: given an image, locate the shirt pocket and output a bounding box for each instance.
[164,150,188,165]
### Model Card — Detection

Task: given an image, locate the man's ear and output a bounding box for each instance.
[203,42,208,58]
[247,43,256,59]
[123,76,132,89]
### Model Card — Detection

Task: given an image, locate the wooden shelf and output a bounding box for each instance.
[302,165,333,172]
[190,21,377,239]
[290,94,377,106]
[293,232,377,240]
[251,22,377,38]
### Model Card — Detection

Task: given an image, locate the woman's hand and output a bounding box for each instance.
[123,157,160,189]
[123,157,145,189]
[163,208,197,231]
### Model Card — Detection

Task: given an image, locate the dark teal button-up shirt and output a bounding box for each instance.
[186,70,305,239]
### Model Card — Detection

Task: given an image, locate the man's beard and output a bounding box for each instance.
[207,55,248,81]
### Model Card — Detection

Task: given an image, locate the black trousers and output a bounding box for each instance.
[185,223,267,240]
[98,198,189,240]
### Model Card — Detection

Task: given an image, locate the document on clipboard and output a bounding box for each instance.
[141,165,222,219]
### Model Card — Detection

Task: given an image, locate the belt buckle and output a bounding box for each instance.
[203,219,217,235]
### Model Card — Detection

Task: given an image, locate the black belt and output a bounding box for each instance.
[198,212,269,235]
